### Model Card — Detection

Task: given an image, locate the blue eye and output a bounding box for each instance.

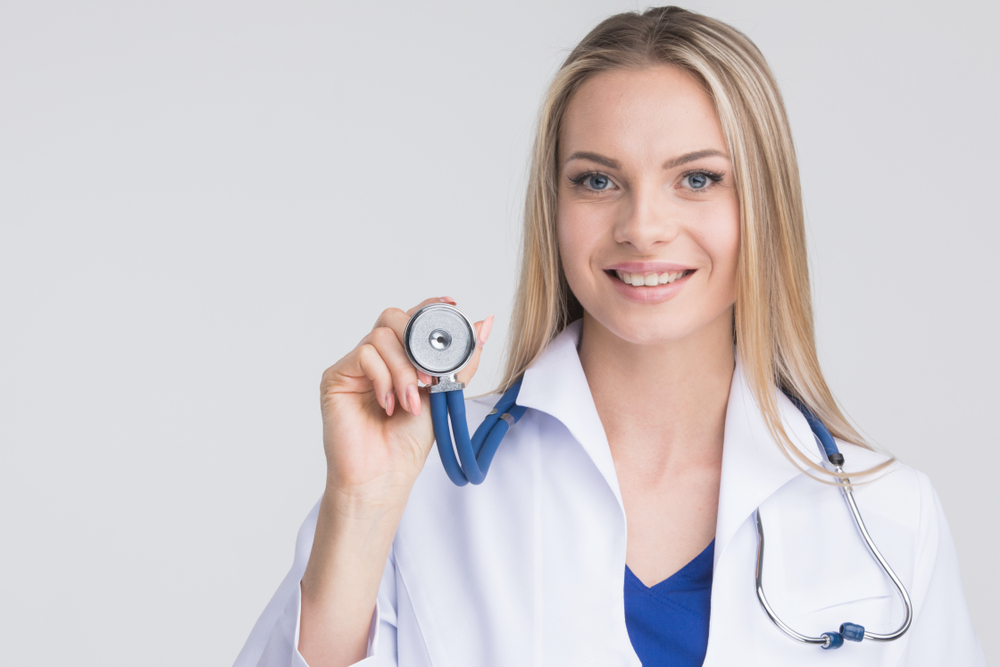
[586,174,611,190]
[569,171,614,192]
[687,172,709,189]
[681,169,724,191]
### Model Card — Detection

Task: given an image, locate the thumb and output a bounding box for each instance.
[455,314,494,387]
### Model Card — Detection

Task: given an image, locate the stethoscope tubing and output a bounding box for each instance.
[430,377,526,486]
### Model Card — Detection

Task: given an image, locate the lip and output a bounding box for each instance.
[605,261,694,274]
[606,267,695,304]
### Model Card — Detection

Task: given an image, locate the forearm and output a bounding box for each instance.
[298,486,408,667]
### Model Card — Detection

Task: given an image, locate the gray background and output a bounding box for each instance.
[1,1,996,665]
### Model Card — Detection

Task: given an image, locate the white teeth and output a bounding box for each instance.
[615,270,687,287]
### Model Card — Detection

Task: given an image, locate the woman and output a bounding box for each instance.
[236,7,984,666]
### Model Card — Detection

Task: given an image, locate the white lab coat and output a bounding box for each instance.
[235,319,985,666]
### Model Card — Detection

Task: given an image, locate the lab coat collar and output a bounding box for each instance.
[516,319,625,507]
[515,318,824,563]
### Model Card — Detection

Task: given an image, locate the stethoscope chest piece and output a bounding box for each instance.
[403,304,477,381]
[402,303,527,486]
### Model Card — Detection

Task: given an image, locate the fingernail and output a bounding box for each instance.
[478,314,495,348]
[407,384,421,417]
[400,386,410,412]
[438,296,457,305]
[385,391,395,417]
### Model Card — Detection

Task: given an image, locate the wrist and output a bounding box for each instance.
[303,486,407,600]
[323,474,413,524]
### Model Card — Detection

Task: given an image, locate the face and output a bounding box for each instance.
[557,65,740,347]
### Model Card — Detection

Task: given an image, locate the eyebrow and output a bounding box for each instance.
[564,151,621,169]
[563,148,729,170]
[662,149,729,170]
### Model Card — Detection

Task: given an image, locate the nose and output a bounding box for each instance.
[612,183,680,252]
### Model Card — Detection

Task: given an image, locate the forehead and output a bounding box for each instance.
[559,65,725,166]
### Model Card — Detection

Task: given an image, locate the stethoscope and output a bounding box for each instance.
[402,303,527,485]
[404,303,913,650]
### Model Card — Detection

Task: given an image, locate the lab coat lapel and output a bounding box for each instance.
[714,357,825,564]
[516,319,826,561]
[515,319,625,509]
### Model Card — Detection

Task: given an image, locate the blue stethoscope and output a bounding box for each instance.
[404,303,913,650]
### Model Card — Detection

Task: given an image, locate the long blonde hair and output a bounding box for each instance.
[492,6,891,481]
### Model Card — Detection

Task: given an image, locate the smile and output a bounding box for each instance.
[611,269,693,286]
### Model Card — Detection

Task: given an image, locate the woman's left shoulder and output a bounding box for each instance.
[833,439,938,528]
[828,439,965,599]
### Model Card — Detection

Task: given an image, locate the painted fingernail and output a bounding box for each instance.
[385,391,395,417]
[478,314,495,348]
[407,384,421,417]
[400,386,410,412]
[438,296,457,305]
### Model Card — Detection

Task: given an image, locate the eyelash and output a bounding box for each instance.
[681,169,725,191]
[567,169,725,193]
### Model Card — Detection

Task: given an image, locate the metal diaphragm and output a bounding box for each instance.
[403,303,477,377]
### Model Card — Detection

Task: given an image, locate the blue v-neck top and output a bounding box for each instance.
[623,539,715,667]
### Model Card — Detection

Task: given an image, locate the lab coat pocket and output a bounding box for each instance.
[778,571,898,638]
[801,592,895,623]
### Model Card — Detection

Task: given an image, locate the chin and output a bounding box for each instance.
[590,309,699,346]
[582,297,736,349]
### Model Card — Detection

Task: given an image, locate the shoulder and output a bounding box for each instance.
[835,439,935,512]
[835,439,935,533]
[830,439,956,592]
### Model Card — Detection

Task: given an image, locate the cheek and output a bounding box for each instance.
[556,205,593,286]
[709,212,741,299]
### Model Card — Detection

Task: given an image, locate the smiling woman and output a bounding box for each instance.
[558,66,739,326]
[501,17,879,486]
[235,6,985,667]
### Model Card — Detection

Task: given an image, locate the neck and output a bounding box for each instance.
[578,307,735,472]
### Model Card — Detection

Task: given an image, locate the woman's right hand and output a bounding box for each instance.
[302,298,493,666]
[318,296,494,509]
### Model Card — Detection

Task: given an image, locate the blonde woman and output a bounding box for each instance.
[236,7,984,666]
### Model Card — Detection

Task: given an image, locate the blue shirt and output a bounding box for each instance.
[623,539,714,666]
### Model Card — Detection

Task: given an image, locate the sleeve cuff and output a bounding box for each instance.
[291,581,381,666]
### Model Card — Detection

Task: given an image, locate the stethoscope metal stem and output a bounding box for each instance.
[836,467,913,641]
[754,509,831,646]
[754,463,913,649]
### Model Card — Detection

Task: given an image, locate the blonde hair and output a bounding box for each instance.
[491,6,892,481]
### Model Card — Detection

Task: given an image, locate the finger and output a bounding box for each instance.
[405,296,457,317]
[362,325,423,416]
[355,343,395,415]
[455,314,494,387]
[370,309,431,395]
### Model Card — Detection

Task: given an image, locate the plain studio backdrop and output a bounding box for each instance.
[1,1,997,665]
